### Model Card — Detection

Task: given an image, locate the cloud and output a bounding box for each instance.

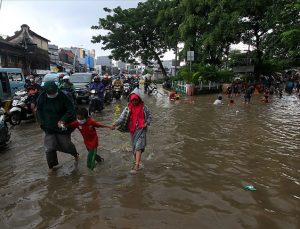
[0,0,142,56]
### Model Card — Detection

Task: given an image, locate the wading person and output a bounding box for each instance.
[113,88,152,173]
[213,95,223,105]
[67,108,113,170]
[36,81,79,171]
[244,86,255,104]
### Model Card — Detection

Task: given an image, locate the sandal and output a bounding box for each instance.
[130,164,139,174]
[95,155,104,163]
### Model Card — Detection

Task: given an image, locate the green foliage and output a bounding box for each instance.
[177,67,193,83]
[91,0,170,77]
[142,68,153,75]
[91,0,299,81]
[177,64,234,83]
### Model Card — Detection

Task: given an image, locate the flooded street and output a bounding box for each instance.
[0,88,299,229]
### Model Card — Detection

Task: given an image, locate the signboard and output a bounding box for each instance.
[232,66,255,73]
[187,51,194,61]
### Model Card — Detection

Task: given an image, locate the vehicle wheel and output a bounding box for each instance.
[106,96,113,104]
[115,94,121,100]
[10,112,21,126]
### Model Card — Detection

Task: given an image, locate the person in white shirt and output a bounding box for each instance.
[213,95,223,105]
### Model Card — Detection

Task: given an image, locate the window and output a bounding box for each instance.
[8,56,17,65]
[8,73,22,81]
[0,73,10,94]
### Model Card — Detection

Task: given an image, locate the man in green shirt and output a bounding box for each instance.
[37,81,79,170]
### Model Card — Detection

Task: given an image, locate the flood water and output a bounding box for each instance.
[0,88,299,229]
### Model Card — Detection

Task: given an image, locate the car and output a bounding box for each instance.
[70,73,93,103]
[0,68,25,97]
[41,72,69,86]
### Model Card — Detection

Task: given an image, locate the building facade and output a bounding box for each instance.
[2,24,50,74]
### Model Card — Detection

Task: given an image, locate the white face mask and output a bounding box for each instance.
[77,119,86,125]
[47,92,58,98]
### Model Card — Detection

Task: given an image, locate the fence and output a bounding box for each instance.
[172,80,221,95]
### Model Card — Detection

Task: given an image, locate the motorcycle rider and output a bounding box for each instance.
[144,77,150,93]
[102,74,112,87]
[112,76,123,89]
[112,76,123,99]
[88,75,105,112]
[25,75,43,118]
[59,75,76,103]
[123,75,131,84]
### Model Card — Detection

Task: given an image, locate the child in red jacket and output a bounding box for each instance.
[68,108,113,170]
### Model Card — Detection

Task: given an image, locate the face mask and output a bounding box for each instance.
[77,119,86,125]
[47,92,58,98]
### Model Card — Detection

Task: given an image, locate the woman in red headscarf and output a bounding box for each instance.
[113,88,152,173]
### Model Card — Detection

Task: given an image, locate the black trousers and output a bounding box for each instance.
[44,133,78,168]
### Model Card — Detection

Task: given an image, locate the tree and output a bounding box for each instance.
[237,0,300,77]
[178,0,241,66]
[91,0,170,77]
[263,0,300,68]
[156,0,183,74]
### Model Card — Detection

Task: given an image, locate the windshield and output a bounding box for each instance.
[70,74,92,83]
[43,75,58,82]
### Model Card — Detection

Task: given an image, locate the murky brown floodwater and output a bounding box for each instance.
[0,87,299,229]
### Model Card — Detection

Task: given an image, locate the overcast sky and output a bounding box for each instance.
[0,0,246,60]
[0,0,168,58]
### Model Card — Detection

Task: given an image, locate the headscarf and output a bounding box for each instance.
[128,93,145,135]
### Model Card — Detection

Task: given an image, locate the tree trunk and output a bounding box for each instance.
[254,23,263,79]
[153,52,167,78]
[174,45,178,76]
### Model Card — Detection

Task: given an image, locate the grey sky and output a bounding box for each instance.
[0,0,146,57]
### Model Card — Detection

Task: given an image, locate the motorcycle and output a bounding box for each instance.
[133,79,139,89]
[88,89,104,115]
[123,83,131,98]
[104,85,113,104]
[9,90,34,126]
[0,108,10,147]
[112,85,122,100]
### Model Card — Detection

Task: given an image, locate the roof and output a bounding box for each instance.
[6,24,50,43]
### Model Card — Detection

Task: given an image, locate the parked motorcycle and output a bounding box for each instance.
[0,108,10,147]
[88,89,104,115]
[9,90,34,126]
[104,85,113,104]
[112,85,122,100]
[123,83,131,98]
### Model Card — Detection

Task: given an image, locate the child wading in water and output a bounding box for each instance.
[68,108,113,170]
